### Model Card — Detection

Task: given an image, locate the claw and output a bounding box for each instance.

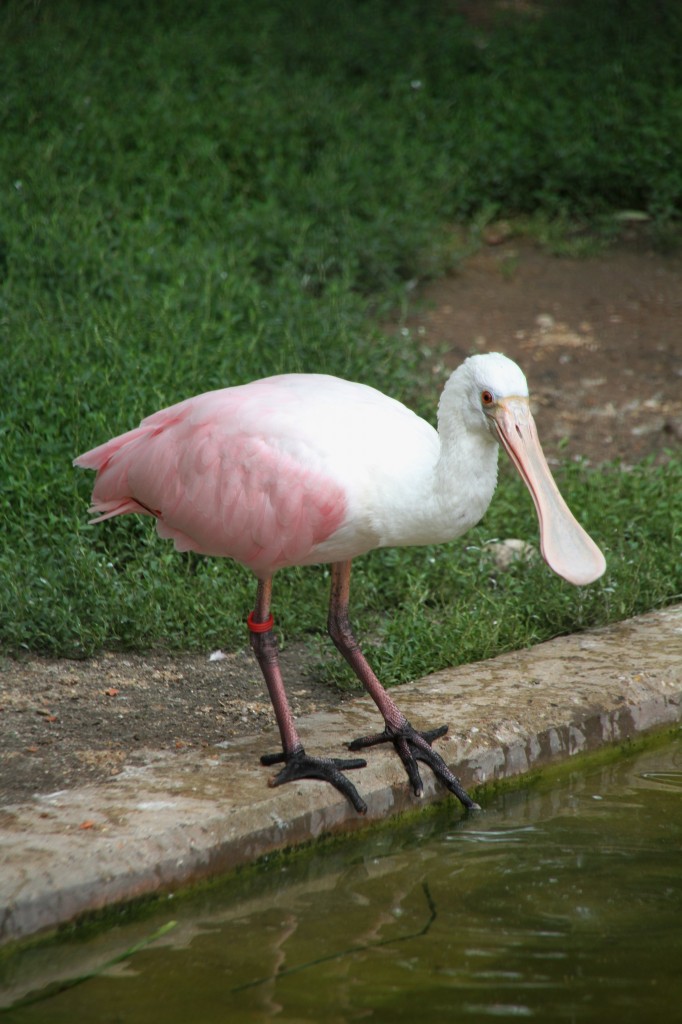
[349,721,479,811]
[260,746,368,814]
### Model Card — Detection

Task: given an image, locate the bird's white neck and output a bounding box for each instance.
[373,369,500,550]
[431,369,500,538]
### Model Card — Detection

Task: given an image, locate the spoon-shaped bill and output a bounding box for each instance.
[493,398,606,586]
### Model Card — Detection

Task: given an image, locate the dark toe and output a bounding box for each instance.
[261,747,368,814]
[349,721,477,811]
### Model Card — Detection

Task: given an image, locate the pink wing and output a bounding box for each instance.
[74,382,348,577]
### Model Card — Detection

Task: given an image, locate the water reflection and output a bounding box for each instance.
[3,737,680,1023]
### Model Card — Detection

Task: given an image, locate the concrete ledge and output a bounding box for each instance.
[1,605,680,947]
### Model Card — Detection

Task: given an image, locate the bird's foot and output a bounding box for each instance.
[260,747,368,814]
[349,721,480,811]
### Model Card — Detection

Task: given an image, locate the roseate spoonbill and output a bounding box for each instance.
[74,353,605,814]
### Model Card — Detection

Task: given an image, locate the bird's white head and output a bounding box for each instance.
[445,352,606,587]
[460,352,529,436]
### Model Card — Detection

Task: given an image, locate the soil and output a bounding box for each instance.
[2,231,681,806]
[413,231,682,467]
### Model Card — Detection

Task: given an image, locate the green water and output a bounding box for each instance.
[3,736,681,1023]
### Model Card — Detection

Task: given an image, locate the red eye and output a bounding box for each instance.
[481,390,494,406]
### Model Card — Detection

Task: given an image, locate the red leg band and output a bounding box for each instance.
[247,611,275,634]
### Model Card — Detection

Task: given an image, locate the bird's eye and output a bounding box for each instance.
[481,390,494,407]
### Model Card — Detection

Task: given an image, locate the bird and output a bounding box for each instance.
[74,352,605,814]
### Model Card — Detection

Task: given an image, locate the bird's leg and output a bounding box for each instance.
[328,561,479,811]
[248,576,367,814]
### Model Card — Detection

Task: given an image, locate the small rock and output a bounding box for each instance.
[483,220,513,246]
[535,313,555,330]
[485,539,537,571]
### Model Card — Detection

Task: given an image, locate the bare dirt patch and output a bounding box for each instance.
[0,645,350,805]
[412,233,682,466]
[2,235,681,805]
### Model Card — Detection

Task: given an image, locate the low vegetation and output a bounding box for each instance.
[1,0,680,679]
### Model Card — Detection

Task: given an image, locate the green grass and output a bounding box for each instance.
[1,0,681,675]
